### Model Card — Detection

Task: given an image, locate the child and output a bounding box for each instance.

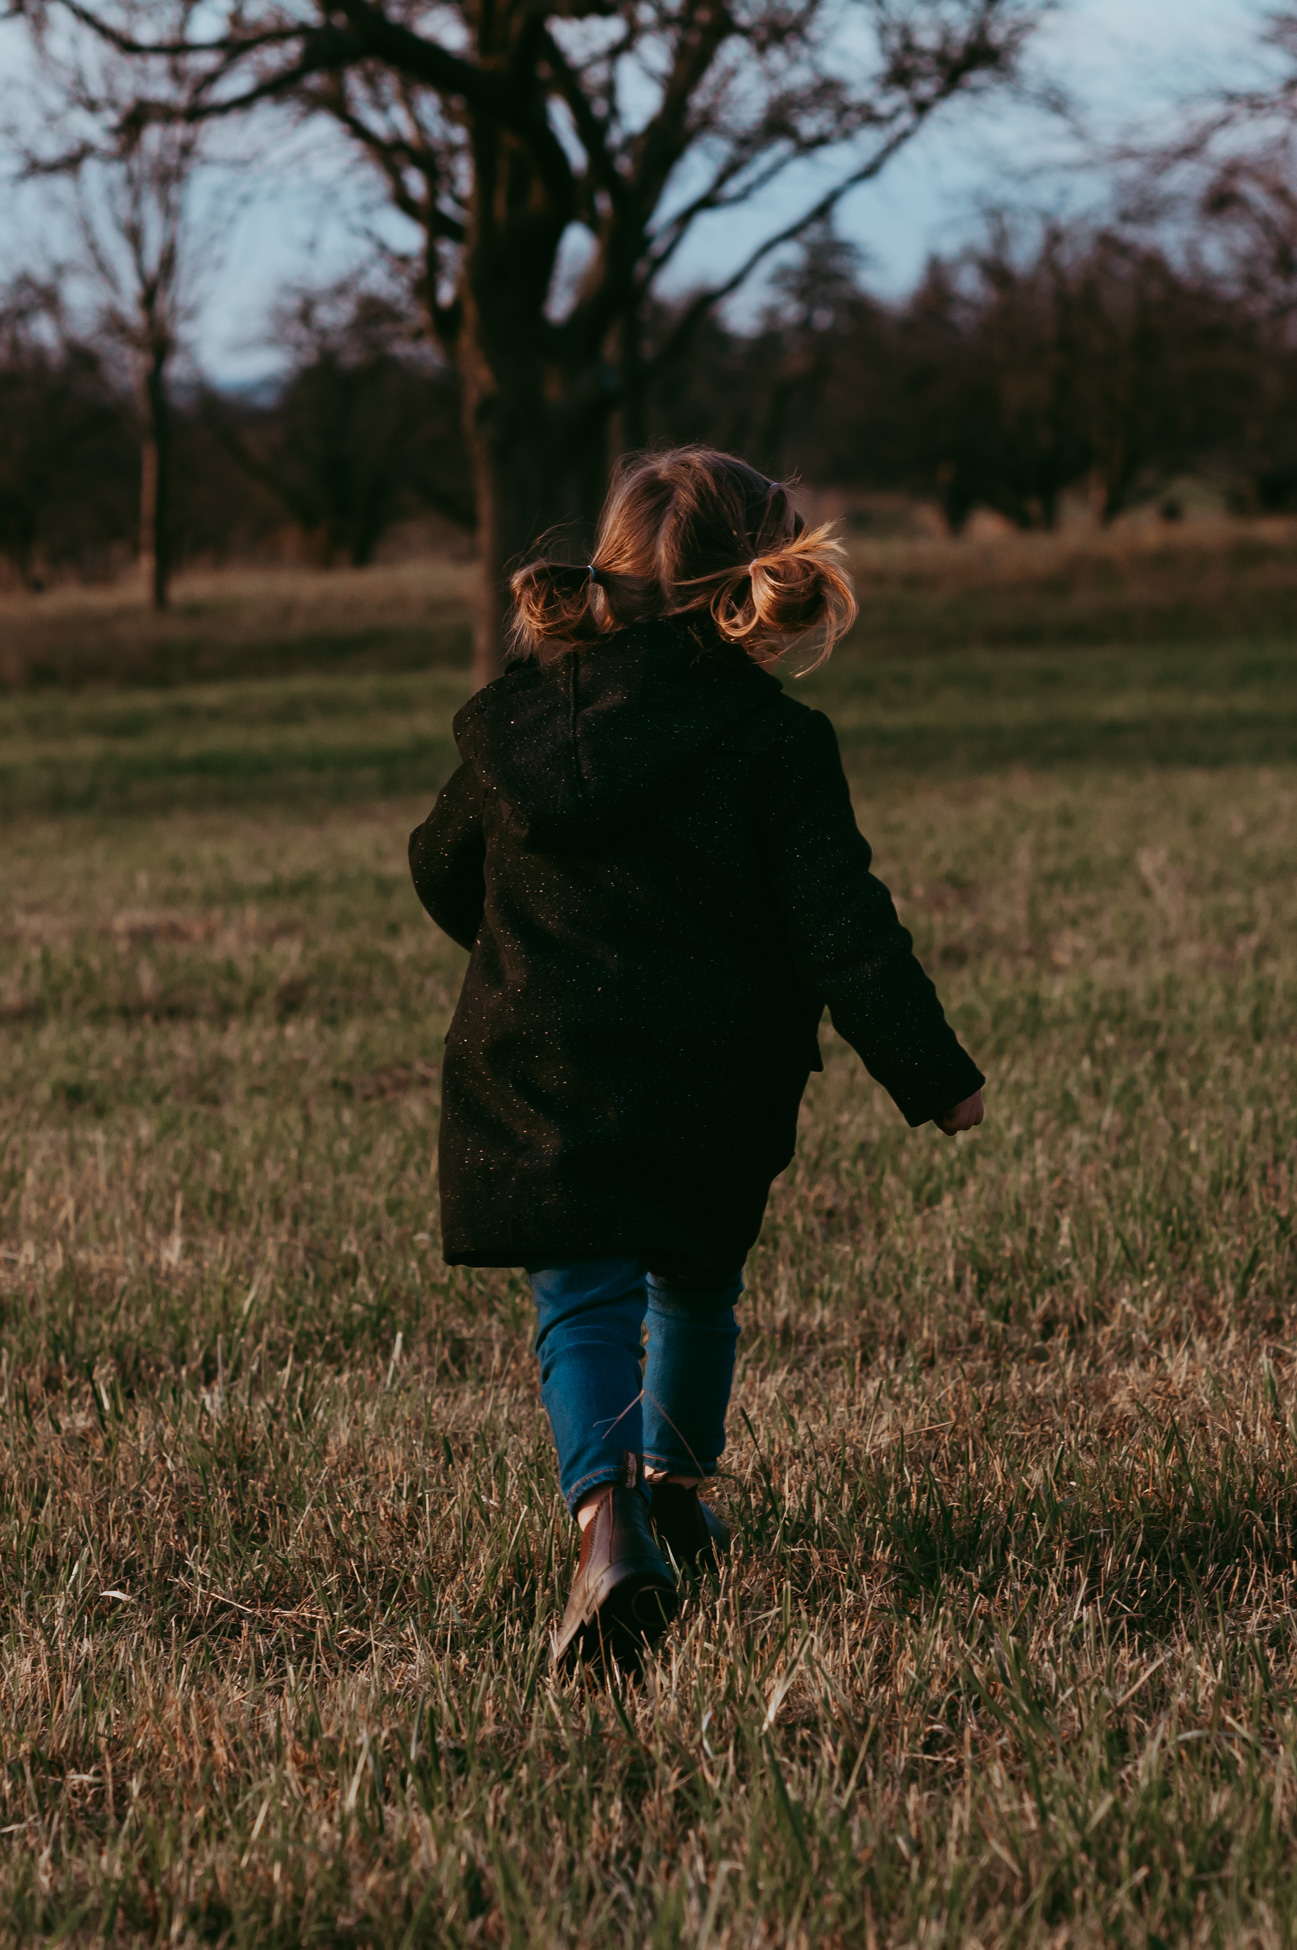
[410,447,984,1670]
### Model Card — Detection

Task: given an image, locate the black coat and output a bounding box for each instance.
[409,618,983,1274]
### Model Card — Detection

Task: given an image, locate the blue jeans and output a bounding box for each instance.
[529,1259,743,1513]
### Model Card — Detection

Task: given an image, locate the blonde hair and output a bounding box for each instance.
[510,446,857,667]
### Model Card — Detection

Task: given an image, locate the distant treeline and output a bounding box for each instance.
[0,279,471,587]
[666,219,1297,534]
[5,216,1297,588]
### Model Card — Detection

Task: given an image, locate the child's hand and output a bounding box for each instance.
[936,1089,984,1136]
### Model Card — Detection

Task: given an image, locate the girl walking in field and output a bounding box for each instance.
[410,447,984,1670]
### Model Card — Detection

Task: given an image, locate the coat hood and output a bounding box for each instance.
[452,617,783,846]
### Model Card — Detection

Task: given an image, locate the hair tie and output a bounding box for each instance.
[748,559,759,573]
[587,563,600,586]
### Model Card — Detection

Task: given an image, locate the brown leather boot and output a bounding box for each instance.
[649,1481,732,1573]
[552,1455,678,1672]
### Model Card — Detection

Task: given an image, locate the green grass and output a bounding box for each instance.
[1,620,1296,1945]
[3,637,1297,818]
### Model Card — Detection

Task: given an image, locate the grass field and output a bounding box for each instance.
[1,571,1297,1944]
[6,513,1297,689]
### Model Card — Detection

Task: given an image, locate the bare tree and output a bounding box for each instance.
[16,4,211,609]
[0,274,132,587]
[1102,8,1297,514]
[31,0,1048,678]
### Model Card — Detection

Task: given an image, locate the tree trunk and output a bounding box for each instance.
[610,311,647,460]
[15,516,39,592]
[453,107,633,686]
[139,351,171,612]
[460,299,615,688]
[467,406,618,687]
[470,443,513,691]
[466,404,569,690]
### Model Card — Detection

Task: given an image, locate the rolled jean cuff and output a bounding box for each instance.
[562,1461,640,1515]
[643,1451,717,1479]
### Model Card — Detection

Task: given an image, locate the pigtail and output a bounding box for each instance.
[710,523,858,668]
[509,560,604,658]
[510,555,663,658]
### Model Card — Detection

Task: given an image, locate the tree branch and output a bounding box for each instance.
[31,0,298,59]
[538,25,625,208]
[645,114,926,377]
[305,78,467,243]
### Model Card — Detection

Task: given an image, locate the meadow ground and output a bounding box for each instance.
[1,544,1296,1946]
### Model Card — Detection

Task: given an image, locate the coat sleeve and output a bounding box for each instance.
[409,762,486,951]
[763,709,984,1127]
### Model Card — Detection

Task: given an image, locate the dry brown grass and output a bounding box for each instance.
[0,619,1294,1945]
[841,515,1297,657]
[6,514,1297,689]
[0,557,477,689]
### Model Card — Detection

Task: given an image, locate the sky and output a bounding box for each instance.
[0,0,1272,382]
[843,0,1266,283]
